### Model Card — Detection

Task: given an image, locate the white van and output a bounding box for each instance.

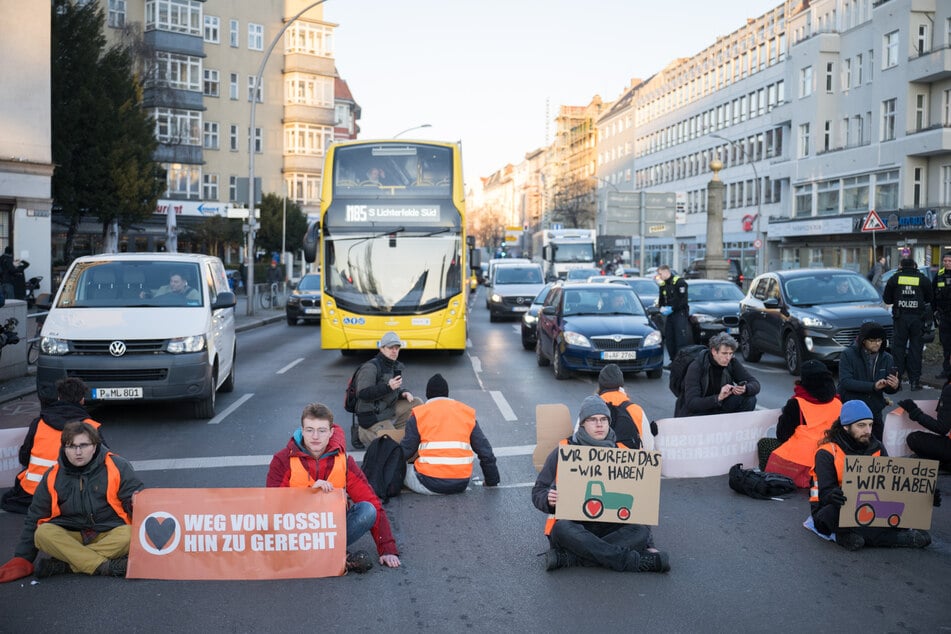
[36,253,237,419]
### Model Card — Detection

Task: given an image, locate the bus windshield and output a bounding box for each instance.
[333,144,453,196]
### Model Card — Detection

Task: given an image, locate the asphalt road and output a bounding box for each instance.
[0,288,948,632]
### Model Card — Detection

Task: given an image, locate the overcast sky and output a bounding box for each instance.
[325,0,785,187]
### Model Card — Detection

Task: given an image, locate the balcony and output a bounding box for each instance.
[154,144,202,165]
[283,104,335,126]
[283,54,335,77]
[901,124,951,157]
[907,46,951,83]
[282,154,324,173]
[143,30,203,58]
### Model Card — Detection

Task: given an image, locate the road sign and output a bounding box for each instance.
[753,238,762,248]
[862,210,886,232]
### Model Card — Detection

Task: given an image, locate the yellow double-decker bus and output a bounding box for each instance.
[304,140,470,354]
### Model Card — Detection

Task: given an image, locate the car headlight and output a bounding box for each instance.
[40,336,69,356]
[643,330,663,347]
[167,335,206,354]
[691,313,716,324]
[287,296,300,306]
[798,315,831,328]
[490,293,502,303]
[562,331,592,347]
[523,313,537,325]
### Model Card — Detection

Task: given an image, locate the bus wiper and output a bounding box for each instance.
[417,227,452,238]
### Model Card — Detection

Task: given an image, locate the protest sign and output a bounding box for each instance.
[554,445,662,525]
[128,487,346,580]
[0,427,27,485]
[839,456,937,530]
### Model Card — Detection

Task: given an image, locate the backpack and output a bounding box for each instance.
[361,434,406,504]
[728,463,797,500]
[344,358,380,414]
[667,344,708,397]
[605,399,642,449]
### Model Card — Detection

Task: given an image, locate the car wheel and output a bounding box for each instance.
[286,314,297,326]
[784,334,803,375]
[553,347,570,380]
[521,329,534,350]
[489,311,498,323]
[219,349,236,393]
[646,367,663,379]
[740,324,762,362]
[536,338,550,367]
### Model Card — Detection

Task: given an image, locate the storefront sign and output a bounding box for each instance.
[154,201,236,217]
[768,217,853,238]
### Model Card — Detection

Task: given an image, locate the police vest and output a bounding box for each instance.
[414,399,477,480]
[16,417,101,495]
[809,442,881,503]
[770,397,842,467]
[288,452,347,489]
[544,439,627,536]
[893,272,927,314]
[36,452,130,526]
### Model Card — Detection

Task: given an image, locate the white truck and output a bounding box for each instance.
[531,229,598,281]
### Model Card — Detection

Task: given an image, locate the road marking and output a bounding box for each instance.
[277,358,304,374]
[207,393,254,425]
[473,481,534,489]
[470,355,485,390]
[490,390,517,421]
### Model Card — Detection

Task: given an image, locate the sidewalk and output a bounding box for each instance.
[0,295,283,405]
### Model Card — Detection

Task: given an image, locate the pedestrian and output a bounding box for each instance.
[882,257,933,391]
[898,379,951,472]
[675,332,760,417]
[399,373,500,494]
[0,421,143,581]
[595,363,646,448]
[657,264,689,363]
[353,331,423,447]
[869,255,887,292]
[932,251,951,379]
[0,246,17,300]
[809,400,934,551]
[238,260,247,294]
[837,321,900,441]
[1,378,103,514]
[532,396,670,573]
[266,402,401,573]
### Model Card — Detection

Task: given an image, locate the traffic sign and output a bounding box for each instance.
[861,210,886,232]
[753,238,762,248]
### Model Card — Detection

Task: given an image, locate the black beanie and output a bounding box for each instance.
[598,364,624,390]
[426,373,449,399]
[858,321,886,343]
[900,258,916,269]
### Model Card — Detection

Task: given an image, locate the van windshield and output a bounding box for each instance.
[55,261,204,308]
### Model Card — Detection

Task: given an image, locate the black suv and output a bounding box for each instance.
[684,258,744,288]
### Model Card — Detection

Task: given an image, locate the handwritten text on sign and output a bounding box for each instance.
[839,456,937,530]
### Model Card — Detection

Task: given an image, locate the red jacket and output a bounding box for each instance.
[266,425,398,557]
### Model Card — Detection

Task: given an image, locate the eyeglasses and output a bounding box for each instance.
[65,443,94,451]
[302,427,332,436]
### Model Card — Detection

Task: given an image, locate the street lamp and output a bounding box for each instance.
[392,124,432,138]
[709,133,765,275]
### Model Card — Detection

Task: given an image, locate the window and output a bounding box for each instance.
[252,127,262,153]
[229,124,238,151]
[248,23,264,51]
[286,173,322,205]
[284,123,333,156]
[916,23,929,56]
[883,30,899,68]
[843,175,869,212]
[204,15,220,43]
[799,66,813,97]
[230,19,239,48]
[945,89,951,126]
[229,175,238,202]
[816,180,839,215]
[145,0,201,36]
[108,0,126,28]
[166,163,200,199]
[913,167,923,207]
[202,69,219,97]
[823,120,832,151]
[284,73,334,107]
[247,76,263,103]
[856,53,863,84]
[285,22,335,57]
[154,52,201,91]
[875,170,899,210]
[794,184,813,217]
[881,98,896,141]
[915,94,926,131]
[941,165,951,205]
[842,58,851,89]
[202,174,219,201]
[152,108,201,145]
[203,122,219,149]
[825,62,834,92]
[798,123,810,157]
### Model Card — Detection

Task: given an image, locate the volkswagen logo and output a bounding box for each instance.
[109,341,127,357]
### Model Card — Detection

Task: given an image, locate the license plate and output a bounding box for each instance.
[727,327,739,334]
[512,306,529,312]
[93,387,143,400]
[304,308,321,315]
[602,350,636,360]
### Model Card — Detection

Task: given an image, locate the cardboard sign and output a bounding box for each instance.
[653,409,780,478]
[534,404,573,472]
[554,446,662,525]
[0,427,28,485]
[839,456,937,530]
[884,401,938,458]
[128,487,346,580]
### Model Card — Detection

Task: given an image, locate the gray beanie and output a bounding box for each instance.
[598,364,624,390]
[577,395,611,424]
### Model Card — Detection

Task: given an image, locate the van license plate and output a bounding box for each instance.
[93,387,143,400]
[602,351,636,360]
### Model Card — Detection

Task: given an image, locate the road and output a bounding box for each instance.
[1,289,948,631]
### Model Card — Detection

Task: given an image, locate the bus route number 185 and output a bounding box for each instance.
[346,205,368,222]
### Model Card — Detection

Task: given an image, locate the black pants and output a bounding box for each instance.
[906,430,951,467]
[938,317,951,374]
[664,310,690,361]
[549,520,651,572]
[892,313,924,383]
[812,505,921,546]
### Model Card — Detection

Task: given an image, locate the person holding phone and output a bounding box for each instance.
[353,332,422,447]
[675,333,761,417]
[837,322,900,441]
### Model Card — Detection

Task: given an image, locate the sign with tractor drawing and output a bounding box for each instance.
[839,456,938,531]
[556,446,662,525]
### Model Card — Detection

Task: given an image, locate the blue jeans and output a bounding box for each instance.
[346,501,377,546]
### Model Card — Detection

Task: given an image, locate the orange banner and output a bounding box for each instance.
[128,488,346,580]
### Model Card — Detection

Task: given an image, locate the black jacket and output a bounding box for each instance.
[659,275,689,313]
[354,353,407,427]
[837,332,897,419]
[883,266,933,316]
[675,350,761,417]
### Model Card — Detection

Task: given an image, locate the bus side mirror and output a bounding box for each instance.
[469,249,481,270]
[303,221,319,264]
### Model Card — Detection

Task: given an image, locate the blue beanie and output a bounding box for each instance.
[839,400,873,426]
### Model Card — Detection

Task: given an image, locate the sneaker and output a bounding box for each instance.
[910,382,924,392]
[345,550,373,574]
[836,532,865,551]
[894,529,931,549]
[35,557,70,578]
[94,556,128,577]
[544,548,578,571]
[636,550,671,572]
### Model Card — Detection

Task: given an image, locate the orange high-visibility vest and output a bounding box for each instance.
[544,439,627,535]
[771,397,842,467]
[598,391,645,439]
[413,399,477,480]
[809,442,882,502]
[17,418,100,495]
[37,452,130,526]
[288,452,347,489]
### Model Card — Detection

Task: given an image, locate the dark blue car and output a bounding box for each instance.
[535,283,664,380]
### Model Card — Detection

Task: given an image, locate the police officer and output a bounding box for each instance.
[657,264,689,363]
[883,257,933,391]
[933,251,951,379]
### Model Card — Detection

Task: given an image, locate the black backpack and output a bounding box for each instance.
[361,434,406,504]
[605,399,642,449]
[667,344,708,397]
[344,358,380,414]
[728,463,797,500]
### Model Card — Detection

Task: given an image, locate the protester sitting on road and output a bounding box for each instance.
[809,400,934,551]
[674,333,760,417]
[837,321,899,441]
[399,373,500,494]
[899,377,951,472]
[1,378,103,514]
[532,396,670,573]
[266,402,401,573]
[141,272,200,301]
[595,364,645,448]
[354,331,423,447]
[759,360,841,484]
[0,421,143,582]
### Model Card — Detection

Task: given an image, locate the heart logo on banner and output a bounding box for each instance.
[145,516,177,550]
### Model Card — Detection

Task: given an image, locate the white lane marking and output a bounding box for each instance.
[277,358,305,374]
[490,390,517,421]
[473,481,534,489]
[493,444,536,457]
[207,393,254,425]
[466,338,473,348]
[470,355,485,390]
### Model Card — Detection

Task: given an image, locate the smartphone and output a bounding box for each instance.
[393,370,402,378]
[889,366,899,377]
[734,381,747,386]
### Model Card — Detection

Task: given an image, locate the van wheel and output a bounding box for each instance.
[219,349,236,393]
[194,370,217,419]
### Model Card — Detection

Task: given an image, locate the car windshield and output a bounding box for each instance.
[55,260,204,308]
[563,288,645,316]
[690,283,745,302]
[495,267,543,284]
[532,286,553,305]
[783,274,881,306]
[297,275,321,291]
[623,278,660,299]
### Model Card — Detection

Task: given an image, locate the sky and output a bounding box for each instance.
[325,0,785,187]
